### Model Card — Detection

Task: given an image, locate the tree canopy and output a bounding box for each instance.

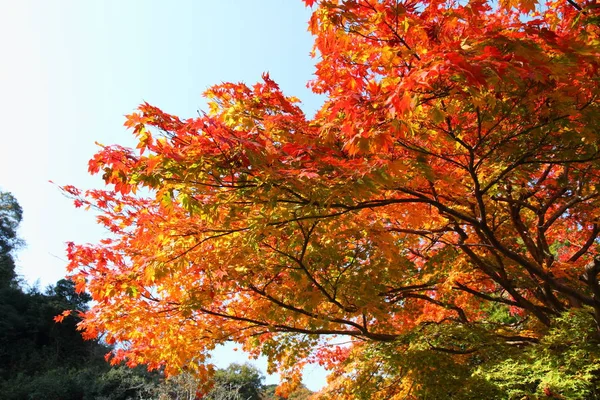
[64,0,600,398]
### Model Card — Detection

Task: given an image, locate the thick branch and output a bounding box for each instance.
[569,224,600,262]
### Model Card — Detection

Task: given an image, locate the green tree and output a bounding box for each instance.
[0,191,23,287]
[47,278,92,312]
[0,278,161,400]
[206,363,265,400]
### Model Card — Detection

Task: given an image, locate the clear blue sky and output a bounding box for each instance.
[0,0,325,390]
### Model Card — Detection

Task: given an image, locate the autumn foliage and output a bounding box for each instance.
[64,0,600,397]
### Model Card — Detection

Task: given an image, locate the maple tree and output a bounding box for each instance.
[63,0,600,397]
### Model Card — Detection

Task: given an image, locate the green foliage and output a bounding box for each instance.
[48,278,92,311]
[150,371,203,400]
[0,366,159,400]
[200,364,314,400]
[337,330,503,400]
[84,366,159,400]
[206,363,265,400]
[481,309,600,399]
[0,283,101,380]
[0,270,162,399]
[0,369,85,400]
[0,191,23,287]
[321,311,600,399]
[484,302,520,326]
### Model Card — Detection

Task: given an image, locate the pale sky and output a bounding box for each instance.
[0,0,326,390]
